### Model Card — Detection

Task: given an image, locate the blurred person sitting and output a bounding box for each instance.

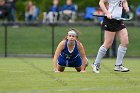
[0,0,11,21]
[5,0,16,22]
[25,0,39,22]
[42,0,61,23]
[60,0,77,23]
[136,5,140,21]
[33,5,39,21]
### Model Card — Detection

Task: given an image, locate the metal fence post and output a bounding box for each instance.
[4,23,8,57]
[51,23,55,58]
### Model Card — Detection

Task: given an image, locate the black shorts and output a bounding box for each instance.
[102,17,126,32]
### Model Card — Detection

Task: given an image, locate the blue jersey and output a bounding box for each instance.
[62,4,76,12]
[58,39,82,67]
[61,39,79,60]
[48,5,61,13]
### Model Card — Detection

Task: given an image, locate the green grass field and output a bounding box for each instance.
[0,58,140,93]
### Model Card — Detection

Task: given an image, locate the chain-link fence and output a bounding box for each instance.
[0,22,140,57]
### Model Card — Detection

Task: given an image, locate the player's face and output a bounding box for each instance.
[67,34,76,41]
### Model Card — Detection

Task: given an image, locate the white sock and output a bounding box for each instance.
[94,46,107,65]
[116,45,127,66]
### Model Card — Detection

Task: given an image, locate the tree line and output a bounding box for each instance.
[15,0,139,20]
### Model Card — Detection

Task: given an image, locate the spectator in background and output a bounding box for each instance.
[60,0,77,23]
[42,0,61,23]
[5,0,16,22]
[33,5,39,21]
[136,5,140,21]
[25,0,39,22]
[0,0,10,21]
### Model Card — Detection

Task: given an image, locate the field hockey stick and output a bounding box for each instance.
[92,14,105,17]
[92,14,132,21]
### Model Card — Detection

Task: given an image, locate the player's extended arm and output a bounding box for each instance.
[78,42,86,72]
[99,0,112,19]
[123,0,130,13]
[53,41,64,72]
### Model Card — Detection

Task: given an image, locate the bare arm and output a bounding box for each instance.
[53,40,65,71]
[123,0,129,13]
[77,41,86,72]
[99,0,112,19]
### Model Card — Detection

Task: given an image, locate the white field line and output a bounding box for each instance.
[0,70,24,73]
[9,71,25,73]
[0,68,24,73]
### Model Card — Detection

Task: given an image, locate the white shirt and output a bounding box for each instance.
[108,0,125,19]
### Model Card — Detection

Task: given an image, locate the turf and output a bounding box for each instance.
[0,58,140,93]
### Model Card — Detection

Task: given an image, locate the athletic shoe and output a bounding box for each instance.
[92,64,100,73]
[114,64,129,72]
[85,58,89,67]
[84,58,89,70]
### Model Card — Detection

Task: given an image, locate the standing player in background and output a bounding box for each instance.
[92,0,130,73]
[53,28,88,72]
